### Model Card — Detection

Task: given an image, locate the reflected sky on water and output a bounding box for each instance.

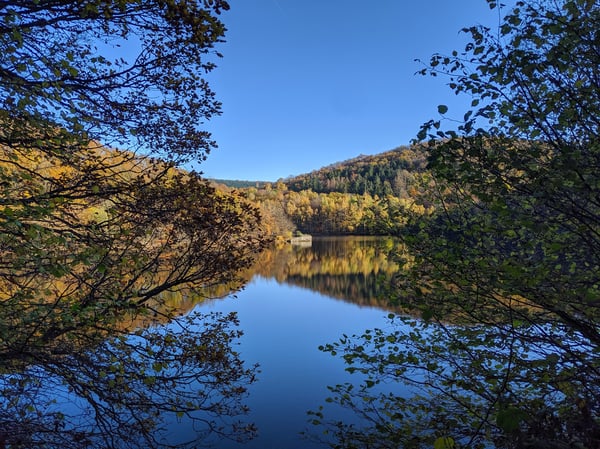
[186,237,407,449]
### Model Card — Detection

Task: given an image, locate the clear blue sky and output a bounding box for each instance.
[198,0,503,181]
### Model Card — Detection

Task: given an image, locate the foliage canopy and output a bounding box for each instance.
[1,0,229,163]
[0,1,267,447]
[312,1,600,448]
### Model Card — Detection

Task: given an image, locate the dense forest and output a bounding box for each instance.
[208,178,268,189]
[213,145,432,238]
[285,145,427,197]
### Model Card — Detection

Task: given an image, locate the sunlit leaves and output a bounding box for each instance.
[434,437,456,449]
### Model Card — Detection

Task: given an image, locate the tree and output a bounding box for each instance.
[311,1,600,448]
[0,0,229,163]
[0,1,267,447]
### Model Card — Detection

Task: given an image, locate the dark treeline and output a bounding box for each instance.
[208,178,268,189]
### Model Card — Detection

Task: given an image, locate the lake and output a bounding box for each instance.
[177,236,404,448]
[1,236,404,448]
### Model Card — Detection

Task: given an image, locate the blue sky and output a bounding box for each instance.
[198,1,503,181]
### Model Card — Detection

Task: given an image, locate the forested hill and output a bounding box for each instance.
[283,145,427,198]
[222,144,432,238]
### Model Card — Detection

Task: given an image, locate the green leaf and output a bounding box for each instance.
[434,436,456,449]
[421,308,434,321]
[496,408,527,433]
[437,104,448,114]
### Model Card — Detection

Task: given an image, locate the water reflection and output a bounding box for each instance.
[251,236,401,311]
[160,236,403,316]
[200,236,405,449]
[0,237,403,448]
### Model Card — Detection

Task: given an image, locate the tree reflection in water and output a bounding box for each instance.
[252,236,403,312]
[0,236,405,448]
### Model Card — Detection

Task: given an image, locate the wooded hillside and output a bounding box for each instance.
[214,144,432,238]
[284,145,427,198]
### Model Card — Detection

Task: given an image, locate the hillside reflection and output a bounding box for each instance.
[251,237,401,311]
[158,236,402,316]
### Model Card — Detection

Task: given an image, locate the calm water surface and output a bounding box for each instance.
[1,237,406,448]
[189,237,403,449]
